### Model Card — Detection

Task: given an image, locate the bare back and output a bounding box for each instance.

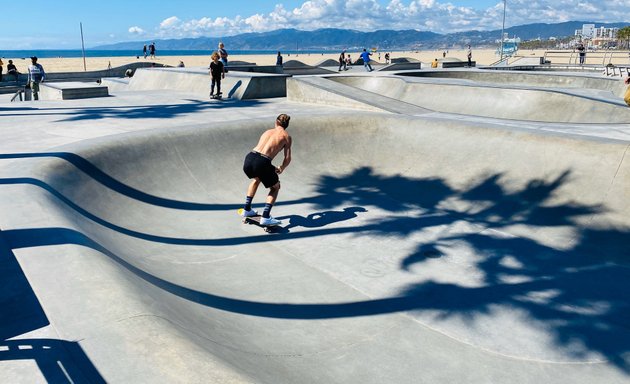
[253,126,291,160]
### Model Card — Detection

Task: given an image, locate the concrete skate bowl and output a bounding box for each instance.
[22,114,630,382]
[404,70,628,96]
[331,76,630,123]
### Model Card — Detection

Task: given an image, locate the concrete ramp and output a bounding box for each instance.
[3,114,628,383]
[287,77,431,115]
[328,76,630,123]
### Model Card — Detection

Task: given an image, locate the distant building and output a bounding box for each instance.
[574,24,619,48]
[575,24,595,39]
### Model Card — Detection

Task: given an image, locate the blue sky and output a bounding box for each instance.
[0,0,623,49]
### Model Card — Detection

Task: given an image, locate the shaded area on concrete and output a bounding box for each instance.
[0,98,266,122]
[0,230,106,383]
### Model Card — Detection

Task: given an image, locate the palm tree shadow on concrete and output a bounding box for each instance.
[302,166,630,373]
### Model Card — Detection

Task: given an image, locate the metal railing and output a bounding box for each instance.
[543,50,630,66]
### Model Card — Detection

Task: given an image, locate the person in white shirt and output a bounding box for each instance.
[26,56,46,100]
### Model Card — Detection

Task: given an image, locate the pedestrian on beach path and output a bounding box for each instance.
[26,56,46,100]
[577,42,586,65]
[467,45,472,67]
[218,42,229,69]
[240,114,293,226]
[360,49,373,72]
[276,51,283,66]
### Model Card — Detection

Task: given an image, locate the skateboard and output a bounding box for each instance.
[210,93,223,100]
[238,208,282,233]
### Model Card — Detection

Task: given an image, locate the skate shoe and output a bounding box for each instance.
[260,216,281,226]
[240,209,258,217]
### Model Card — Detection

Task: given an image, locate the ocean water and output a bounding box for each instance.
[0,49,328,59]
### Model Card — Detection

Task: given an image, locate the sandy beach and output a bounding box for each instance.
[2,48,550,73]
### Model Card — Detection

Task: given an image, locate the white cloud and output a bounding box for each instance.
[149,0,627,38]
[128,26,145,35]
[160,16,181,29]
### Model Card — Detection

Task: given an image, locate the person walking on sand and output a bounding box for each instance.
[240,114,293,226]
[26,56,45,101]
[143,44,147,58]
[360,49,373,72]
[276,51,283,66]
[209,51,225,99]
[149,42,156,59]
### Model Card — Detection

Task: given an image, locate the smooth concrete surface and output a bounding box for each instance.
[294,74,630,123]
[0,69,629,383]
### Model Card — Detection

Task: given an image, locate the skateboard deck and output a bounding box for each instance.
[238,208,282,233]
[210,93,223,100]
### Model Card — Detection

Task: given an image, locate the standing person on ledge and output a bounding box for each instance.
[360,49,373,72]
[240,114,293,226]
[26,56,45,100]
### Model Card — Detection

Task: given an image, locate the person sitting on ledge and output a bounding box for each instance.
[7,60,19,81]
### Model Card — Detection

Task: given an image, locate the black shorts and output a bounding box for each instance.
[243,152,279,188]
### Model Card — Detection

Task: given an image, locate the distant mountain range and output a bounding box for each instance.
[95,21,630,51]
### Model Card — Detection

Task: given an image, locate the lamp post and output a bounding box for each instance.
[500,0,506,62]
[80,22,87,71]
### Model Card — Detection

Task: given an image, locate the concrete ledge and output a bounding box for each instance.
[442,61,476,68]
[39,82,109,100]
[378,62,422,71]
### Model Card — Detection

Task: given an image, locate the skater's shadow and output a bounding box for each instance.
[278,207,367,230]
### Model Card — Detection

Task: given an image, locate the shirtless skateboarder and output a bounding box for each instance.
[240,114,292,226]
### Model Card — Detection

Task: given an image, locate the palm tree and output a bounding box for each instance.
[617,26,630,49]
